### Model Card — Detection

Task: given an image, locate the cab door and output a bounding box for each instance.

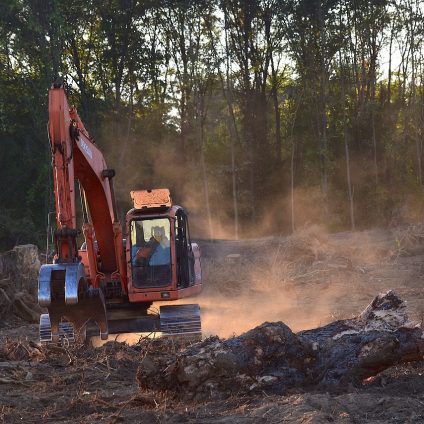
[175,210,195,288]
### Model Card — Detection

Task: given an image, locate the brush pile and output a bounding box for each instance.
[392,223,424,257]
[137,291,424,399]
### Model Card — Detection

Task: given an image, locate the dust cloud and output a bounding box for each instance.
[194,226,339,337]
[198,272,346,338]
[158,225,409,340]
[95,219,416,344]
[103,136,422,339]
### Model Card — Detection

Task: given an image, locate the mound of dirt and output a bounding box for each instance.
[1,230,424,423]
[137,291,424,400]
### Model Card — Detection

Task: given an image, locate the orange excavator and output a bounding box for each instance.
[38,83,202,343]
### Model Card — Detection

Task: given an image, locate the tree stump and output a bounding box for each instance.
[0,245,42,323]
[137,291,424,399]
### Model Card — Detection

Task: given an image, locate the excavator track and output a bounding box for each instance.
[160,304,201,338]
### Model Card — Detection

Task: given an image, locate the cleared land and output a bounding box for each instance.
[0,226,423,423]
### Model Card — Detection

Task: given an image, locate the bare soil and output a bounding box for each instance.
[1,226,424,423]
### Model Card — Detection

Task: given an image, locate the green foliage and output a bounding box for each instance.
[1,0,424,249]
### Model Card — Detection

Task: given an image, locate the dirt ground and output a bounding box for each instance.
[1,226,424,423]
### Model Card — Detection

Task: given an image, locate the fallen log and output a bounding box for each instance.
[137,291,424,399]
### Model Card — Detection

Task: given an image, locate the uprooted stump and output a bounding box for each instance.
[0,245,42,324]
[137,291,424,399]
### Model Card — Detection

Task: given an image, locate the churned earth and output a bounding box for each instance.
[0,225,423,423]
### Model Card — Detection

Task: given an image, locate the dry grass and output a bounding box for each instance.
[392,223,424,258]
[199,225,424,335]
[203,225,353,295]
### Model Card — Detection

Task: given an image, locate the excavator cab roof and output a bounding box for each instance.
[130,188,172,211]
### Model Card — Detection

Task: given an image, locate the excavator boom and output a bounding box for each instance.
[47,85,125,280]
[39,83,126,342]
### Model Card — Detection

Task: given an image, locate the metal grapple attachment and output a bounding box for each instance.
[38,262,108,343]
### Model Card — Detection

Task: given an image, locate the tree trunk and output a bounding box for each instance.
[0,245,43,323]
[388,20,394,104]
[271,54,282,163]
[338,8,355,231]
[290,137,296,233]
[345,136,355,231]
[340,62,355,229]
[230,131,239,240]
[289,92,302,233]
[223,18,240,239]
[199,112,213,240]
[371,110,378,187]
[118,83,134,164]
[318,0,328,203]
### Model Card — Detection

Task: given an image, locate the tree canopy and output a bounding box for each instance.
[1,0,423,249]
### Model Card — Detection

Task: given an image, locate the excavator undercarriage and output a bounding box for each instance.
[38,262,202,343]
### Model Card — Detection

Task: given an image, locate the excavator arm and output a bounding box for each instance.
[38,83,126,342]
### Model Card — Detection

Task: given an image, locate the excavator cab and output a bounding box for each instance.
[128,213,200,291]
[126,189,202,300]
[121,189,202,338]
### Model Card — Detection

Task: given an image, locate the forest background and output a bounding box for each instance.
[1,0,424,250]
